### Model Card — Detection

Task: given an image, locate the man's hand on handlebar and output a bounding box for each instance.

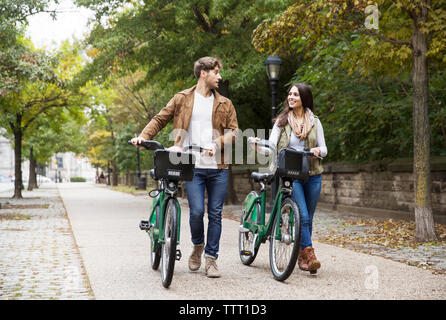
[202,143,216,157]
[130,136,144,147]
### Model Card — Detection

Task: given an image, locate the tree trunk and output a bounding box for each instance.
[34,162,38,188]
[112,160,118,186]
[12,119,23,199]
[411,1,436,242]
[27,146,37,191]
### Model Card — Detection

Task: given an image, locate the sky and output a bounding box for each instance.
[26,0,95,50]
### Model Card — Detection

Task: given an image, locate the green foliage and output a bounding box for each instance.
[252,0,446,163]
[22,113,87,164]
[289,39,446,162]
[252,0,445,63]
[0,0,58,47]
[75,0,298,133]
[70,176,87,182]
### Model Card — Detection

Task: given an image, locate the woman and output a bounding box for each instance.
[253,82,327,273]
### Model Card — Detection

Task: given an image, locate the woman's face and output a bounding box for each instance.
[288,86,302,109]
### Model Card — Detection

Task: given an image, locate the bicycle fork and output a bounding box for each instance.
[239,226,258,257]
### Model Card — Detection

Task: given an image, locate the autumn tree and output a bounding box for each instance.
[0,40,93,198]
[252,0,445,241]
[75,0,302,202]
[23,112,87,190]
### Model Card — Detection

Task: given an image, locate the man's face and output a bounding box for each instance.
[203,66,222,89]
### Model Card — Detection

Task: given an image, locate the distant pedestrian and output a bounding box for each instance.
[99,172,105,184]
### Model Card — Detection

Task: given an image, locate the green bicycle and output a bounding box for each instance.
[239,138,317,281]
[130,139,203,288]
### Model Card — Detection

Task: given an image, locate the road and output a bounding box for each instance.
[58,182,446,300]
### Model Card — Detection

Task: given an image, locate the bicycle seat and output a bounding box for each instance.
[251,172,274,183]
[149,169,157,180]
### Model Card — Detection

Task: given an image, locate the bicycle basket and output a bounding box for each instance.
[153,150,195,181]
[276,148,310,180]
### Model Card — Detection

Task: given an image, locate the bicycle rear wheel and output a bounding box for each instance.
[269,197,301,281]
[161,198,178,288]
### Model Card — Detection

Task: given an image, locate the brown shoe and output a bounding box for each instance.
[303,247,321,272]
[205,256,221,278]
[188,243,204,271]
[298,249,308,271]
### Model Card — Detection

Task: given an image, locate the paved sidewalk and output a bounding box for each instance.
[222,205,446,275]
[59,183,446,300]
[0,183,93,300]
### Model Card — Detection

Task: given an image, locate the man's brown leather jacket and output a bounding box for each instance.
[139,85,239,169]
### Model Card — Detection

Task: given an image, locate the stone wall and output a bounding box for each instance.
[230,157,446,224]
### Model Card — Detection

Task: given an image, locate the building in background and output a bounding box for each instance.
[46,153,96,182]
[0,130,14,178]
[0,130,95,182]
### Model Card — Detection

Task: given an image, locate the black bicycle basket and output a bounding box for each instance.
[153,150,195,181]
[276,148,310,180]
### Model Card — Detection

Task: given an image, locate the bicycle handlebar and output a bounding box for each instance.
[248,137,322,159]
[128,140,212,154]
[128,139,164,150]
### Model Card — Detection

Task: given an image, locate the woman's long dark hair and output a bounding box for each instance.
[273,82,314,127]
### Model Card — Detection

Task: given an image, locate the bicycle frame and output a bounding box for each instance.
[241,184,286,248]
[147,179,182,251]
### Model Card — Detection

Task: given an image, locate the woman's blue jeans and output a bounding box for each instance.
[291,174,322,249]
[185,168,228,259]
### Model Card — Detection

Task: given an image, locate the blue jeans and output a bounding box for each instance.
[185,169,228,259]
[291,174,322,249]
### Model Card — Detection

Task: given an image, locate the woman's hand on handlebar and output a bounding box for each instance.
[248,137,261,150]
[167,145,184,153]
[309,147,323,159]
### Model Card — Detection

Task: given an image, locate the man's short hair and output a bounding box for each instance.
[193,56,222,79]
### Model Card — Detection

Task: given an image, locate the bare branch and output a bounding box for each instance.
[359,29,411,47]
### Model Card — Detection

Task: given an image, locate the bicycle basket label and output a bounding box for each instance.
[167,169,181,177]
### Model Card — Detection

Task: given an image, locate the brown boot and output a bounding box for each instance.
[303,247,320,273]
[188,243,204,271]
[298,249,308,271]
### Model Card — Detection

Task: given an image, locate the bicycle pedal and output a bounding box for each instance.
[238,225,250,233]
[176,249,182,261]
[139,220,152,231]
[240,250,252,257]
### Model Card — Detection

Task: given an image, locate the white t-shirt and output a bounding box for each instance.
[184,91,218,169]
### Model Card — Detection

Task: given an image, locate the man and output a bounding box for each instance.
[131,56,238,278]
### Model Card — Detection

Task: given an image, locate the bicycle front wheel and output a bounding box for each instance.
[161,198,178,288]
[269,197,301,281]
[150,204,161,270]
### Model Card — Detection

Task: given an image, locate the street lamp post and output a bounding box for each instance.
[135,146,146,190]
[265,55,282,121]
[136,147,141,189]
[264,55,282,212]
